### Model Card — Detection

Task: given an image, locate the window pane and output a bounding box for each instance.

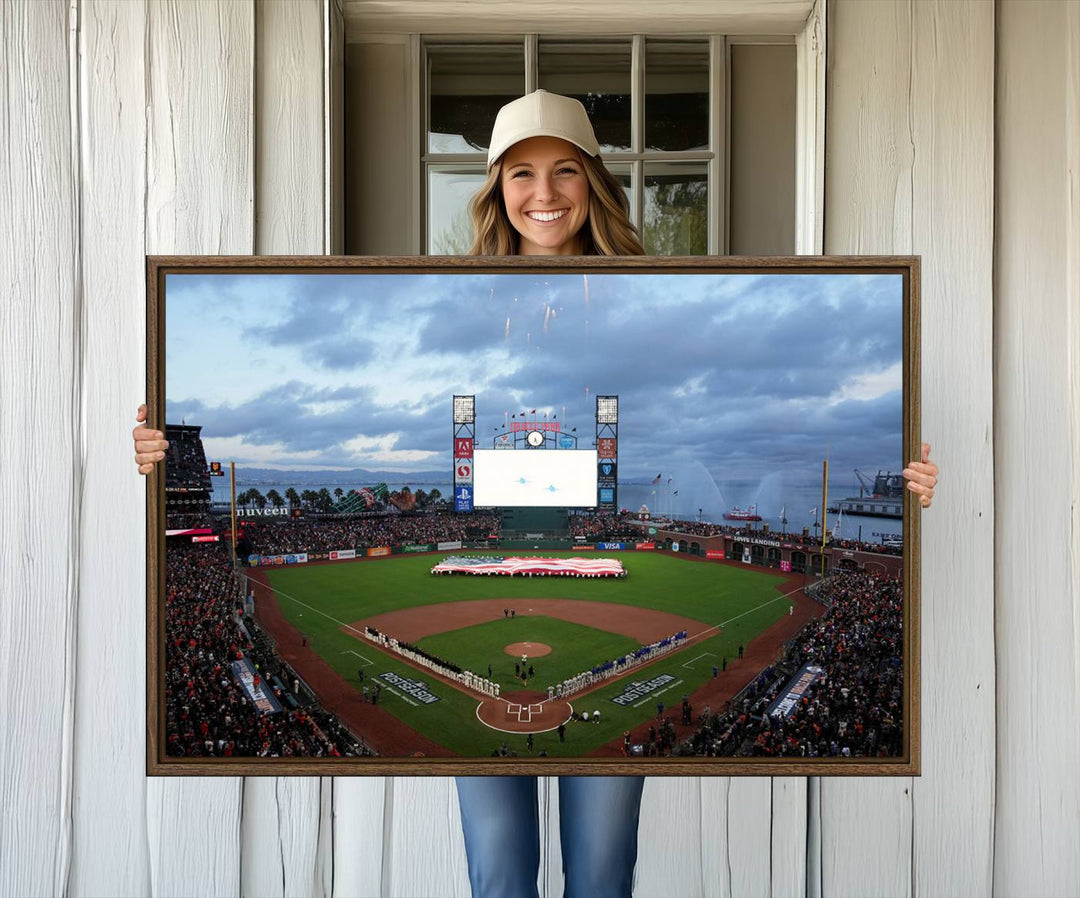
[643,163,707,255]
[428,44,524,154]
[604,163,634,222]
[538,40,631,153]
[645,40,709,152]
[428,167,487,254]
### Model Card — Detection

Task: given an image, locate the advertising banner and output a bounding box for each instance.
[706,549,725,560]
[330,549,356,560]
[367,546,391,557]
[231,658,282,714]
[597,542,626,550]
[455,459,473,482]
[401,543,434,553]
[235,506,293,518]
[249,553,308,566]
[571,544,596,551]
[511,421,560,432]
[780,560,792,572]
[599,487,615,504]
[192,535,220,543]
[558,434,576,450]
[494,434,513,449]
[598,461,617,479]
[597,437,616,457]
[671,541,680,552]
[742,547,752,564]
[437,540,463,551]
[454,437,473,458]
[766,664,824,719]
[454,485,474,512]
[635,542,655,550]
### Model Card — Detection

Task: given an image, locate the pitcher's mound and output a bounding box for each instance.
[505,641,552,657]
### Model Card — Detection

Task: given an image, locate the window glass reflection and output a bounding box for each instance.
[643,163,708,255]
[538,40,632,153]
[428,44,524,154]
[428,167,487,254]
[645,41,709,152]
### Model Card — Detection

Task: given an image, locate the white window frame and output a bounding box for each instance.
[402,0,825,256]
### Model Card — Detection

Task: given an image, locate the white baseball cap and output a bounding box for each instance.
[486,90,601,169]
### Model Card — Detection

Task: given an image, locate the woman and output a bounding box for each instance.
[132,90,939,898]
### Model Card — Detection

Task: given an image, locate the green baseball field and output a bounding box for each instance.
[260,551,796,757]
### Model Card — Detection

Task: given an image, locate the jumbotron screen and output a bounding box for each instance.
[473,449,598,507]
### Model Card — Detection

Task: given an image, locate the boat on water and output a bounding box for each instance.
[828,469,904,519]
[723,504,763,521]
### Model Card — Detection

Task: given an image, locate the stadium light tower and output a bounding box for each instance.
[595,395,618,510]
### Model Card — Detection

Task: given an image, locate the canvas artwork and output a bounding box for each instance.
[146,256,920,776]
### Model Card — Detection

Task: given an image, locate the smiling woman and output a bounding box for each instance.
[466,90,644,257]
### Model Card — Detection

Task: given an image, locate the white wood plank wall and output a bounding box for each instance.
[994,1,1080,894]
[1,2,1077,897]
[824,3,997,896]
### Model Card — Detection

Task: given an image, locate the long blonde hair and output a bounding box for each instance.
[468,151,644,256]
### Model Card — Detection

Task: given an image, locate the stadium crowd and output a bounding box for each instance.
[244,513,501,556]
[660,517,903,557]
[164,427,212,491]
[568,512,642,540]
[164,540,372,757]
[675,570,903,758]
[165,512,216,530]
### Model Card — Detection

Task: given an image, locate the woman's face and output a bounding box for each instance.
[499,136,590,255]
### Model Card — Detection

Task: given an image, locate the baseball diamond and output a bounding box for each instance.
[246,550,821,757]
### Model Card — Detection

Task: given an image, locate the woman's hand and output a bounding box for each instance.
[903,442,938,508]
[133,403,169,475]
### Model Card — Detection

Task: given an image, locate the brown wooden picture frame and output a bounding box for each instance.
[147,255,920,776]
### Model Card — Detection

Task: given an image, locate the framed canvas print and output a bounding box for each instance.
[146,256,920,776]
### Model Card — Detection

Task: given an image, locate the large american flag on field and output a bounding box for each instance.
[431,555,625,577]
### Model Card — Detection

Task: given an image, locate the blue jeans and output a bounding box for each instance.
[455,775,646,898]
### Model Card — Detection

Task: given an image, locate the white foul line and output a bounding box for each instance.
[693,583,808,641]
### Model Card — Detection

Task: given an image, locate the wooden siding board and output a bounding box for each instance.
[331,778,387,898]
[636,777,709,898]
[242,3,330,896]
[255,0,325,256]
[994,2,1080,894]
[383,777,471,898]
[144,2,254,894]
[771,778,809,897]
[70,1,153,893]
[825,2,997,897]
[0,1,78,894]
[908,2,996,896]
[823,3,913,895]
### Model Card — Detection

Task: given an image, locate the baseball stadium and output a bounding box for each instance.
[162,394,905,762]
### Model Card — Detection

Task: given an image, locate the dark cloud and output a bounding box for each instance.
[168,271,905,482]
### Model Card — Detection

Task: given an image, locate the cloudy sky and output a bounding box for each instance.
[166,271,904,487]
